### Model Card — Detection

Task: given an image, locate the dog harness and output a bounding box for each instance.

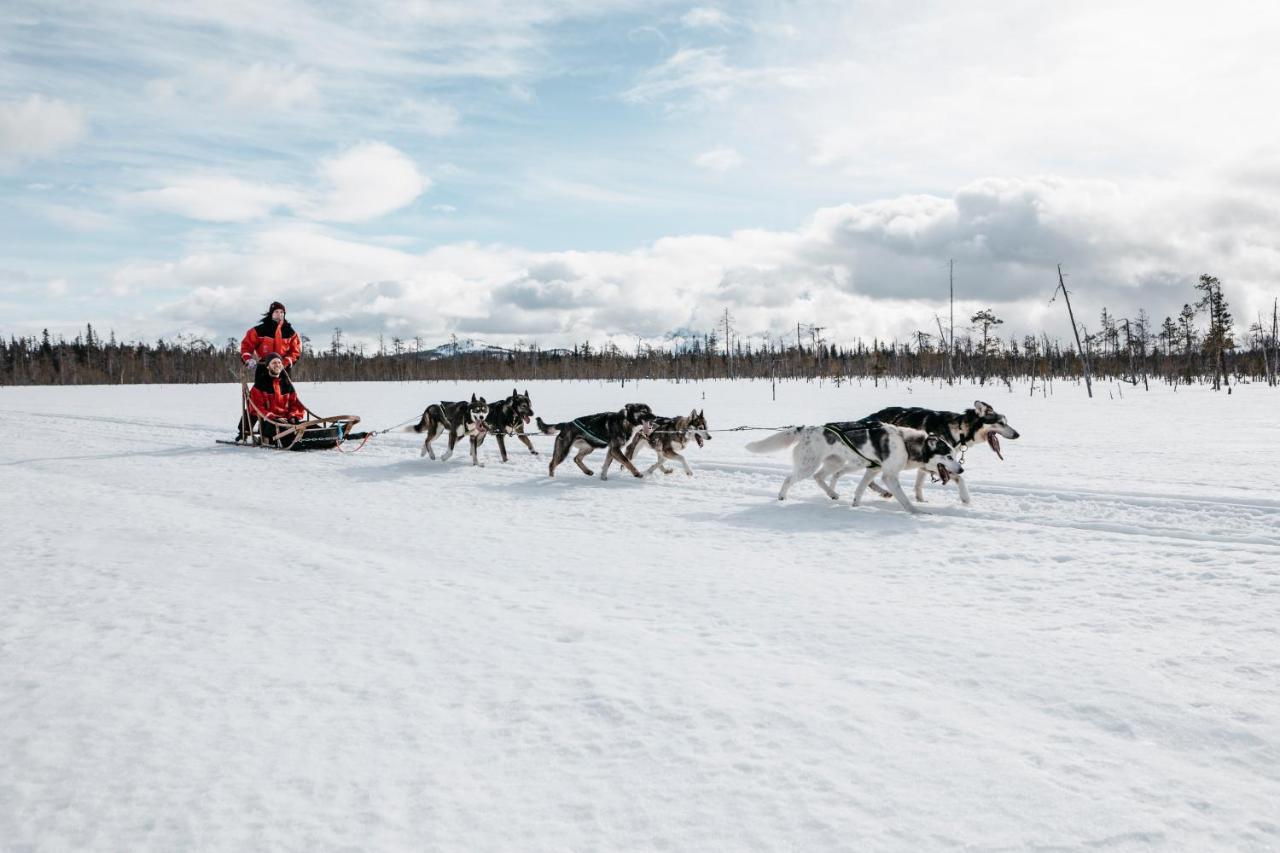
[823,425,880,468]
[572,418,608,446]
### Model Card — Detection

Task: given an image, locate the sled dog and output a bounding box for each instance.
[860,400,1020,504]
[412,394,489,465]
[745,421,962,514]
[536,404,655,480]
[624,409,711,477]
[477,388,538,463]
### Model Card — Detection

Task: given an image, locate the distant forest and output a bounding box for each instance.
[5,275,1278,391]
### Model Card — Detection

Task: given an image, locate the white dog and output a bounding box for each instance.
[745,421,963,513]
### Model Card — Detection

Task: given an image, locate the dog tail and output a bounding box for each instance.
[535,416,561,435]
[745,427,803,454]
[407,407,432,433]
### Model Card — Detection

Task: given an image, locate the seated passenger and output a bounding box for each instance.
[249,352,307,446]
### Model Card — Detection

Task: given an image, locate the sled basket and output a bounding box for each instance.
[225,362,365,451]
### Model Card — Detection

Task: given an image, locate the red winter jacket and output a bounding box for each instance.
[241,318,302,368]
[248,367,307,422]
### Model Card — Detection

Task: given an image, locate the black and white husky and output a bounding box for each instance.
[536,403,655,480]
[411,394,489,465]
[745,421,963,514]
[624,409,711,477]
[861,400,1020,504]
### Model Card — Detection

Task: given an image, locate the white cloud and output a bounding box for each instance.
[130,176,303,222]
[694,145,743,171]
[305,142,430,222]
[681,7,732,29]
[145,79,179,103]
[119,173,1280,349]
[48,278,69,297]
[0,95,87,160]
[129,142,428,223]
[39,203,120,232]
[397,98,461,136]
[622,47,801,110]
[226,62,319,110]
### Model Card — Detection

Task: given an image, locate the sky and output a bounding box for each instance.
[3,0,1280,352]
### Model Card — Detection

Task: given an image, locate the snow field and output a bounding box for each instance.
[1,378,1277,851]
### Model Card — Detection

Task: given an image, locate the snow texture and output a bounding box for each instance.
[2,378,1277,851]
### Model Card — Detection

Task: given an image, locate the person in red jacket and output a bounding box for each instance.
[240,301,302,371]
[247,352,308,446]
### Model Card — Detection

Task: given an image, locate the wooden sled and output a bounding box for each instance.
[218,365,366,451]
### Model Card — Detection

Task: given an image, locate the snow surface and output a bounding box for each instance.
[2,378,1278,851]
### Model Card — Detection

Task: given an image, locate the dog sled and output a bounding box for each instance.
[217,364,368,451]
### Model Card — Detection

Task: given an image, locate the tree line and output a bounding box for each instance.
[4,275,1277,390]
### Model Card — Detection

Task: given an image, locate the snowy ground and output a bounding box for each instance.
[2,377,1277,851]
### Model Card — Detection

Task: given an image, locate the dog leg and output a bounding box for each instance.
[827,461,855,497]
[955,474,971,505]
[421,423,438,459]
[624,432,644,462]
[573,446,595,477]
[599,447,613,480]
[442,428,458,462]
[813,458,842,500]
[668,450,691,476]
[867,477,893,498]
[470,434,485,467]
[496,433,509,463]
[850,467,879,507]
[883,473,922,514]
[781,440,823,500]
[644,458,665,476]
[777,474,796,501]
[548,434,571,477]
[607,442,646,479]
[914,468,928,502]
[517,433,538,456]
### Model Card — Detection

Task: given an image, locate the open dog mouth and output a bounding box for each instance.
[694,433,705,448]
[937,463,951,485]
[522,415,531,424]
[641,421,655,435]
[987,433,1003,460]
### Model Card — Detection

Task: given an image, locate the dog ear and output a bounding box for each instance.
[512,387,517,398]
[690,408,697,418]
[471,393,477,403]
[974,400,991,415]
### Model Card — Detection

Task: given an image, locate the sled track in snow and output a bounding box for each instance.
[7,406,1279,553]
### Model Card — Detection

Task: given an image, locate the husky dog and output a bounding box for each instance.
[861,400,1020,504]
[412,394,489,465]
[477,388,538,463]
[745,421,963,514]
[624,409,711,477]
[536,403,656,480]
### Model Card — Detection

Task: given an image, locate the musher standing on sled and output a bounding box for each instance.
[240,301,301,373]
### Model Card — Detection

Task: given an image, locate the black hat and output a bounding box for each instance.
[268,301,286,314]
[264,351,284,364]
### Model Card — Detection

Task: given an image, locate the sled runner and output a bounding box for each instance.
[218,364,367,451]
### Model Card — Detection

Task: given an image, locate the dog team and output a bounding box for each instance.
[407,389,1020,513]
